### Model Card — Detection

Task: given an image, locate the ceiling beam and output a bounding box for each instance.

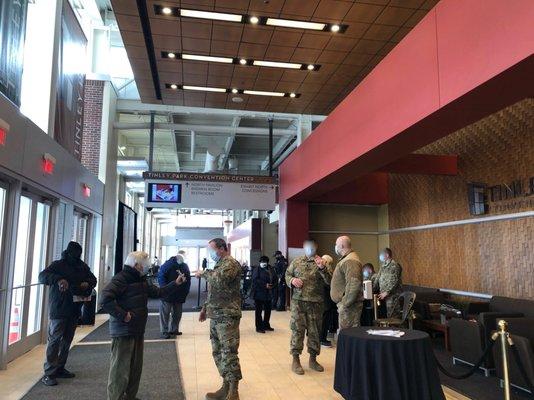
[378,154,458,175]
[114,121,295,136]
[116,99,327,121]
[219,117,240,170]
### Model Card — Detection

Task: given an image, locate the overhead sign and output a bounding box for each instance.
[143,172,277,210]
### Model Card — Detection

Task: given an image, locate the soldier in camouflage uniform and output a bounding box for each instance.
[285,239,332,375]
[372,248,403,319]
[196,238,242,400]
[330,236,364,329]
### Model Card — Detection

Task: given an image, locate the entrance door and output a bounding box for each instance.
[7,195,51,361]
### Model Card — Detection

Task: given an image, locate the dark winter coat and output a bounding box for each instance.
[99,265,181,337]
[157,257,191,303]
[38,246,97,319]
[251,265,278,302]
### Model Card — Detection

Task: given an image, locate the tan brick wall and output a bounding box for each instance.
[389,99,534,299]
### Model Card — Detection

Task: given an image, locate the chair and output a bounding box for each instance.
[375,291,416,328]
[449,296,534,377]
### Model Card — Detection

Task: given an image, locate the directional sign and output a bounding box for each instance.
[143,172,277,210]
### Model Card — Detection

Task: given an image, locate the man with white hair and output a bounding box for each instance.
[100,251,187,400]
[158,252,191,338]
[330,236,364,329]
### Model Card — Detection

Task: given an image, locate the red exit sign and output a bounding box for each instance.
[0,119,9,146]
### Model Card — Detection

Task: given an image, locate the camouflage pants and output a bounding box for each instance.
[337,302,363,330]
[210,316,242,382]
[386,294,402,319]
[289,300,323,356]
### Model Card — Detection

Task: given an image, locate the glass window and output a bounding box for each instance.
[27,202,50,335]
[9,196,32,344]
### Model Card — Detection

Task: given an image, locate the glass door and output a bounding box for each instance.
[8,195,51,361]
[71,211,89,261]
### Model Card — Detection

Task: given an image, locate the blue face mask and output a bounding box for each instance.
[208,248,220,262]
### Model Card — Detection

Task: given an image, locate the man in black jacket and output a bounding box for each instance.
[273,251,288,311]
[252,256,278,333]
[100,251,186,400]
[157,253,191,338]
[38,241,97,386]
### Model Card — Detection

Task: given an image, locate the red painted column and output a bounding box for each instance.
[278,199,308,256]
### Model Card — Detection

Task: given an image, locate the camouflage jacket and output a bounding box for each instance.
[330,251,363,308]
[285,255,332,303]
[204,255,242,319]
[372,259,402,295]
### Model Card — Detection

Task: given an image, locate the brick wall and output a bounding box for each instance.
[389,99,534,299]
[81,80,104,176]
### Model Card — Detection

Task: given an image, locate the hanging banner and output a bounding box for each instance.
[143,172,277,210]
[0,0,28,106]
[54,1,86,160]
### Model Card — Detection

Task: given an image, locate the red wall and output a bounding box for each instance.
[279,0,534,202]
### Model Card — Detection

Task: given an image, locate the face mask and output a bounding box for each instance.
[379,254,386,263]
[335,244,343,256]
[260,262,267,268]
[140,263,151,276]
[363,270,370,279]
[304,245,317,258]
[208,248,221,262]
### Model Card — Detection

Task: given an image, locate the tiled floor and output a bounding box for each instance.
[0,311,470,400]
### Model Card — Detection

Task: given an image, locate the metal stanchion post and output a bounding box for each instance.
[495,320,512,400]
[373,294,379,322]
[196,275,202,310]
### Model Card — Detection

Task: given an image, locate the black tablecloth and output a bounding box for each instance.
[334,328,445,400]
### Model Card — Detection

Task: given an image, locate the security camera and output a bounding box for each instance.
[146,207,153,212]
[267,210,274,214]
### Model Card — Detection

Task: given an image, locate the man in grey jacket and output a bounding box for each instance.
[330,236,364,329]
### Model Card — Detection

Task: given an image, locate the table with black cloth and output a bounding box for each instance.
[334,327,445,400]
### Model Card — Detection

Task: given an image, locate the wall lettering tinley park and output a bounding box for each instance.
[143,172,277,211]
[468,176,534,215]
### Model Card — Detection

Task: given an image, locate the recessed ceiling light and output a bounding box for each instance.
[170,84,178,90]
[231,88,239,94]
[161,6,173,15]
[307,64,315,70]
[266,18,325,31]
[331,24,340,32]
[180,8,243,22]
[253,60,302,69]
[243,90,285,97]
[289,93,296,98]
[239,58,248,65]
[249,16,259,24]
[183,85,227,93]
[167,52,176,59]
[182,54,233,63]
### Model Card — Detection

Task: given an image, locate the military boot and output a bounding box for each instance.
[292,355,305,375]
[205,380,229,400]
[309,354,324,372]
[225,381,239,400]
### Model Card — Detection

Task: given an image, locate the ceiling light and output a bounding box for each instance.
[243,90,285,97]
[161,6,172,15]
[170,84,178,90]
[183,85,227,93]
[231,88,239,94]
[307,64,315,71]
[253,60,302,69]
[182,54,233,63]
[249,16,259,24]
[167,52,176,59]
[180,9,243,23]
[239,58,248,65]
[331,24,340,32]
[289,93,296,98]
[266,18,325,31]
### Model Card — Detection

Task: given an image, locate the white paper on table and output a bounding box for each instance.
[366,329,405,338]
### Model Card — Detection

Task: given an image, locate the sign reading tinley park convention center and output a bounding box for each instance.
[143,172,277,210]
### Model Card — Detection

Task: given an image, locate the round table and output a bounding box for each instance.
[334,327,445,400]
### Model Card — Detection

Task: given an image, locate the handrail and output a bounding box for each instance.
[439,288,492,300]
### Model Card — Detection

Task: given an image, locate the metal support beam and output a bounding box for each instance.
[114,121,295,136]
[268,118,274,177]
[261,135,295,170]
[218,117,240,171]
[148,111,155,171]
[190,131,195,161]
